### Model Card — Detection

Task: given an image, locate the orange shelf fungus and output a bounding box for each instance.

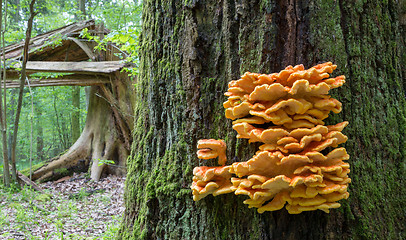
[191,62,350,214]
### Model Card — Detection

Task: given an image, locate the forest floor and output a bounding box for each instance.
[0,173,125,239]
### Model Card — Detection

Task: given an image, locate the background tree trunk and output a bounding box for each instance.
[71,0,86,144]
[119,0,405,239]
[0,0,10,186]
[71,86,81,143]
[78,0,86,18]
[32,72,134,182]
[10,0,36,181]
[34,102,44,161]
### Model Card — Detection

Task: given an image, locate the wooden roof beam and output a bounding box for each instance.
[8,61,126,75]
[67,37,96,60]
[4,73,110,88]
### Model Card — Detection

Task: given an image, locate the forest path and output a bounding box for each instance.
[0,173,124,239]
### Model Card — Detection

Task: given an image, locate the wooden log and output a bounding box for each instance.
[17,170,47,195]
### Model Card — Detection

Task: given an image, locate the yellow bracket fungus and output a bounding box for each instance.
[191,62,350,214]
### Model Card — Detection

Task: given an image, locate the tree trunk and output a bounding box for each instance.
[10,0,36,182]
[32,72,134,182]
[34,102,44,161]
[70,0,86,143]
[52,88,69,149]
[71,86,81,143]
[0,0,11,186]
[119,1,405,239]
[78,0,86,18]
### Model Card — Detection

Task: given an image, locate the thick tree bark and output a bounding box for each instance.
[119,0,405,240]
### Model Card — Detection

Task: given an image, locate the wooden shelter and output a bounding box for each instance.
[2,20,135,181]
[3,19,129,88]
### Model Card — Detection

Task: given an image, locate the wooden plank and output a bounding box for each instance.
[5,81,109,88]
[67,37,96,60]
[4,74,111,88]
[11,61,126,74]
[5,73,109,81]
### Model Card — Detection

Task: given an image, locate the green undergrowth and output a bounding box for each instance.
[0,184,121,239]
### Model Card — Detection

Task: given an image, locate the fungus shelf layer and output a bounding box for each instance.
[191,62,350,214]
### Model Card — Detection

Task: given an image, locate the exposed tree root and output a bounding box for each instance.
[32,74,133,182]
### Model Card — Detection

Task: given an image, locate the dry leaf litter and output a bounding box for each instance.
[0,173,125,239]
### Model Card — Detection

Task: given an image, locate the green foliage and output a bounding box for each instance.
[0,185,121,239]
[102,28,141,75]
[34,193,51,202]
[88,0,142,30]
[3,0,75,44]
[81,26,141,76]
[97,159,115,166]
[0,0,142,174]
[0,86,87,172]
[68,187,89,200]
[3,0,143,45]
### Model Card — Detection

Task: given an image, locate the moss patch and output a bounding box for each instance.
[20,162,46,177]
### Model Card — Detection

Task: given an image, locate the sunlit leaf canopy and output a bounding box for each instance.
[4,0,142,44]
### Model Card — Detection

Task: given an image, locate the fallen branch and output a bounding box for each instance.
[16,170,46,195]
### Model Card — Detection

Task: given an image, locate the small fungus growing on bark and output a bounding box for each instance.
[197,139,227,166]
[191,62,350,214]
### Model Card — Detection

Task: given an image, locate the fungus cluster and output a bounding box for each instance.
[191,62,350,214]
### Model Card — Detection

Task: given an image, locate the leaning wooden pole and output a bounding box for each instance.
[10,0,37,181]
